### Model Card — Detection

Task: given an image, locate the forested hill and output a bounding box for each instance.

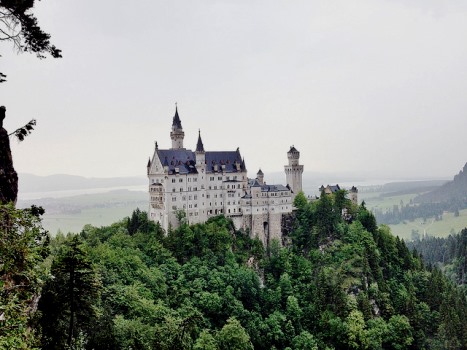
[415,162,467,204]
[3,195,467,349]
[407,228,467,286]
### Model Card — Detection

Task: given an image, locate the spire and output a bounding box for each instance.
[147,157,151,167]
[196,129,205,152]
[257,168,264,176]
[172,104,182,129]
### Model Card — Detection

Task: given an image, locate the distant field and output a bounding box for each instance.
[359,186,467,240]
[359,192,419,211]
[18,190,148,235]
[388,209,467,241]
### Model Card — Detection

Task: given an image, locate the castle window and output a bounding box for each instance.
[218,177,222,180]
[172,197,176,201]
[188,195,192,200]
[179,178,183,182]
[172,206,177,210]
[172,188,176,192]
[172,179,176,183]
[214,186,217,190]
[194,195,197,200]
[188,178,191,182]
[180,188,183,192]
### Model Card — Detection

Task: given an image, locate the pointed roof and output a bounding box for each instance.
[147,157,151,167]
[288,145,298,153]
[257,168,264,176]
[172,105,182,129]
[196,129,205,152]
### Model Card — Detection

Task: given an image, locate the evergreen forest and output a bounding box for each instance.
[1,191,467,350]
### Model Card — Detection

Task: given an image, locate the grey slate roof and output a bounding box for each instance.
[261,184,289,192]
[205,150,244,173]
[157,149,196,174]
[156,148,245,174]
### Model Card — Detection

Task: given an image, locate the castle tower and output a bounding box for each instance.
[349,186,358,205]
[257,169,264,185]
[284,146,304,199]
[195,130,205,168]
[170,105,185,149]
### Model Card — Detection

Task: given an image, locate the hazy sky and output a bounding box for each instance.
[2,0,467,180]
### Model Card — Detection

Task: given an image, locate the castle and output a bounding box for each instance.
[147,107,303,246]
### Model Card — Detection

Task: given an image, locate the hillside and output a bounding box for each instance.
[4,193,467,349]
[415,163,467,205]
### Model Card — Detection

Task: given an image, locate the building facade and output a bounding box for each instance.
[147,107,304,246]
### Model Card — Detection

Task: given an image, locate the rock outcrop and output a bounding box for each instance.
[0,106,18,204]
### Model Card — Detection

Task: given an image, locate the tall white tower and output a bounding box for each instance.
[170,105,185,149]
[284,146,304,199]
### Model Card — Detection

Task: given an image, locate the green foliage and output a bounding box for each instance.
[0,203,48,349]
[217,317,253,350]
[38,235,101,349]
[4,195,467,349]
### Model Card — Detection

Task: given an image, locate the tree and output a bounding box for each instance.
[216,317,253,350]
[1,0,61,81]
[39,235,101,349]
[0,203,48,349]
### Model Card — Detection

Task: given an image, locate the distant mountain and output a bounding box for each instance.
[18,173,147,193]
[415,163,467,204]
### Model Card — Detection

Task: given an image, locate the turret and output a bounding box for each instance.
[170,105,185,149]
[195,130,206,168]
[284,146,304,199]
[349,186,358,205]
[257,169,264,185]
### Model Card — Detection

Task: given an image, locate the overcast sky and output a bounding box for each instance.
[2,0,467,181]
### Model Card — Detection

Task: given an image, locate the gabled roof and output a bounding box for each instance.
[320,184,341,193]
[261,184,289,192]
[157,149,197,174]
[156,148,246,174]
[257,169,264,176]
[205,150,244,173]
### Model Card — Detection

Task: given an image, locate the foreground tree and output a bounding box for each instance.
[39,235,101,349]
[1,0,61,81]
[0,203,48,348]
